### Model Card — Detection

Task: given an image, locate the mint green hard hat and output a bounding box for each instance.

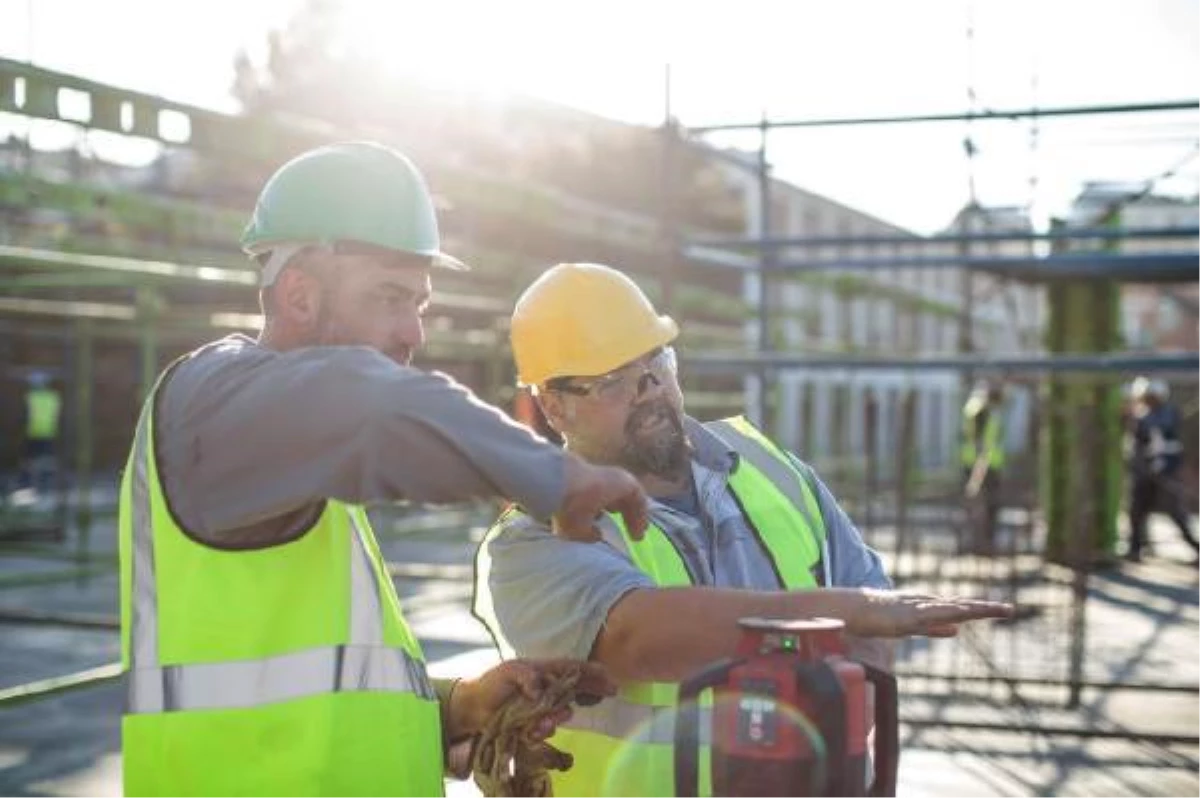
[240,141,466,272]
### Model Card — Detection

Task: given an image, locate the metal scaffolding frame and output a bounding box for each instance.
[0,55,1197,752]
[656,93,1200,738]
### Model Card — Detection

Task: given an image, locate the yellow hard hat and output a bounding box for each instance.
[511,263,679,386]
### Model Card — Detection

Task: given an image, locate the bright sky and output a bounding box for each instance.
[1,0,1197,233]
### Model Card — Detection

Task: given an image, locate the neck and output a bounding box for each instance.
[258,320,306,352]
[563,442,691,498]
[640,470,691,499]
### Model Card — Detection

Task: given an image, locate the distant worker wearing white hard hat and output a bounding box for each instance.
[1124,376,1198,565]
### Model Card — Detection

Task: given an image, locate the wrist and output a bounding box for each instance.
[444,677,481,740]
[819,587,873,635]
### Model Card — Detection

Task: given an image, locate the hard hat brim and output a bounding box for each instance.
[433,251,469,271]
[518,315,679,387]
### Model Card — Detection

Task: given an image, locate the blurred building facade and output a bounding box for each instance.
[717,158,1046,475]
[1064,183,1199,353]
[8,59,1193,484]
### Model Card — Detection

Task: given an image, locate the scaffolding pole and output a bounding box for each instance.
[690,225,1200,249]
[755,113,773,431]
[683,351,1199,374]
[689,99,1199,133]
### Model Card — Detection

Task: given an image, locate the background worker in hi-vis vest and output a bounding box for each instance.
[961,379,1006,555]
[117,144,647,796]
[473,262,1015,796]
[20,370,61,495]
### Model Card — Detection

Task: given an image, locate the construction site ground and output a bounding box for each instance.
[0,488,1196,797]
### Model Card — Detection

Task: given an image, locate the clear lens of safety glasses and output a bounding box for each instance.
[593,347,677,403]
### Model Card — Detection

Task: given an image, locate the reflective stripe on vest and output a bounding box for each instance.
[124,395,434,712]
[129,643,434,713]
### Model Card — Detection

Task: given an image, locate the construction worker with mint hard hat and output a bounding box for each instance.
[117,143,634,796]
[474,262,1014,796]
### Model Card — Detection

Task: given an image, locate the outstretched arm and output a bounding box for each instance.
[594,586,1010,683]
[158,338,644,542]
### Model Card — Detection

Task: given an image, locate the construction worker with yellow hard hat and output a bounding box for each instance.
[117,143,639,796]
[472,262,1014,796]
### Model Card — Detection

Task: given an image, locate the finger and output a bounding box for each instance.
[532,719,553,741]
[613,488,648,541]
[527,660,616,697]
[573,662,617,697]
[508,662,545,702]
[529,708,572,741]
[912,597,1014,613]
[922,602,1014,625]
[921,624,960,637]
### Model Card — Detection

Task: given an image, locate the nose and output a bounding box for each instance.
[397,310,425,351]
[632,371,664,403]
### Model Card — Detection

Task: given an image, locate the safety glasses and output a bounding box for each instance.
[549,347,678,404]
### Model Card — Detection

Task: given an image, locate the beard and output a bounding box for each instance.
[618,400,692,479]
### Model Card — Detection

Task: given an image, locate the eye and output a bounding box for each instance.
[595,374,628,398]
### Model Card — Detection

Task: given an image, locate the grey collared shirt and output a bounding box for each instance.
[476,416,892,660]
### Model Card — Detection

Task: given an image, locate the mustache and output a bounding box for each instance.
[626,401,679,434]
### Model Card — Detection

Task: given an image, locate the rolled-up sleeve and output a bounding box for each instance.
[477,514,654,661]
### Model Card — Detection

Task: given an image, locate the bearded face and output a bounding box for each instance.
[618,397,692,479]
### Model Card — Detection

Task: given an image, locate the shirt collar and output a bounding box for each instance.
[683,415,739,475]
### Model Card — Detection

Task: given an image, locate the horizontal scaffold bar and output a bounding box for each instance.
[684,351,1200,374]
[691,226,1200,249]
[688,99,1200,133]
[682,246,1199,283]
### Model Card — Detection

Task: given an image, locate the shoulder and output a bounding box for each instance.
[483,505,631,562]
[164,335,269,394]
[486,504,554,545]
[703,415,788,461]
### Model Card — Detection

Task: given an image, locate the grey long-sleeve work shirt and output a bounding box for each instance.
[155,334,567,545]
[477,416,892,662]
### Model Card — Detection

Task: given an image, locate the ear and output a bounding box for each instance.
[273,267,324,328]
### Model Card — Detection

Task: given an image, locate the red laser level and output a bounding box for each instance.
[674,617,898,796]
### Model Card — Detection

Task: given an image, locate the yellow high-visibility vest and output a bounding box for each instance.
[961,402,1005,469]
[475,416,826,796]
[119,363,444,796]
[26,388,61,440]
